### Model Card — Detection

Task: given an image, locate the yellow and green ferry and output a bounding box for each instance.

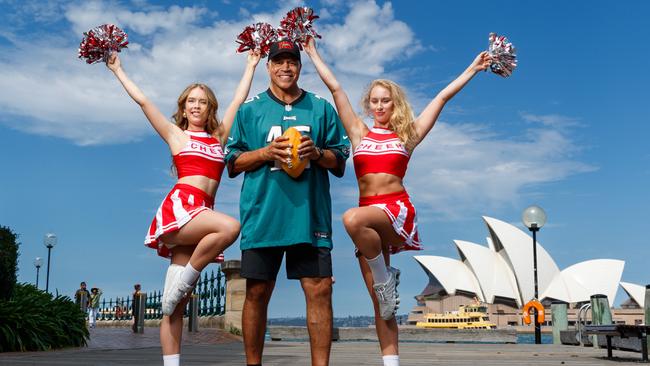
[416,303,497,329]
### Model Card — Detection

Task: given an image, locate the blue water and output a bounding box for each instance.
[517,333,553,344]
[266,331,554,344]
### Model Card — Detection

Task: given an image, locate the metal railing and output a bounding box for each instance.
[576,303,592,345]
[95,268,226,321]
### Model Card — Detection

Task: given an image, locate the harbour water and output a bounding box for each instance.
[266,330,554,344]
[516,333,553,344]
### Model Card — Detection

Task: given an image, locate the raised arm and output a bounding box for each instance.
[303,38,367,146]
[106,53,181,147]
[411,51,491,148]
[219,50,261,142]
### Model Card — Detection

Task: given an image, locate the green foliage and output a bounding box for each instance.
[0,283,89,352]
[0,226,19,301]
[228,325,242,336]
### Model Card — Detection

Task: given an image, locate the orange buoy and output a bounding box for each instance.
[522,299,545,325]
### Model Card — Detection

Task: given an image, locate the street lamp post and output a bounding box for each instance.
[522,205,547,345]
[34,257,43,289]
[44,233,57,293]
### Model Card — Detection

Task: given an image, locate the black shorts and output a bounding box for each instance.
[241,244,332,281]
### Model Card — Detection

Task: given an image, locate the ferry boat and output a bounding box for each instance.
[416,303,497,329]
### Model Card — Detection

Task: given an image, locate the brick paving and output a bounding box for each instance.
[0,327,646,365]
[85,327,240,350]
[0,327,241,365]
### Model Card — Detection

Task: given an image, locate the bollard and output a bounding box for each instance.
[644,284,650,325]
[133,292,146,333]
[591,294,613,325]
[643,285,650,348]
[590,294,612,348]
[551,301,568,345]
[188,294,199,332]
[222,260,245,332]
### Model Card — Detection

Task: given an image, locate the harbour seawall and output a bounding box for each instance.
[269,325,517,343]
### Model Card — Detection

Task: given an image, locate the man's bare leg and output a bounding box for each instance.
[301,277,333,366]
[243,279,275,365]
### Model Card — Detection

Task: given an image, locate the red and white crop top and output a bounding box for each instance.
[353,127,410,179]
[173,130,225,181]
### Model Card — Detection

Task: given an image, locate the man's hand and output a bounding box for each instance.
[262,136,292,164]
[297,135,320,160]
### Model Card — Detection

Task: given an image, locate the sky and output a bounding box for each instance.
[1,0,649,317]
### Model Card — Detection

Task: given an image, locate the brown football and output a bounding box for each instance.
[281,127,308,178]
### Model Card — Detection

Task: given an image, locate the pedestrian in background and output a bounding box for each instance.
[74,281,90,312]
[132,283,142,333]
[88,287,103,328]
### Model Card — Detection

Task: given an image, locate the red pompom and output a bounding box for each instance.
[278,7,321,48]
[235,22,278,57]
[488,33,517,78]
[78,24,129,64]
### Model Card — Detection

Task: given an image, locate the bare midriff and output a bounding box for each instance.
[177,175,219,197]
[358,173,404,197]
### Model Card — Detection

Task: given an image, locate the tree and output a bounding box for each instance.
[0,226,19,301]
[0,227,88,352]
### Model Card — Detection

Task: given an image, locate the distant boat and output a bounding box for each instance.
[416,303,497,330]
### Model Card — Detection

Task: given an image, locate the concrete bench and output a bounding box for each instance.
[584,324,649,362]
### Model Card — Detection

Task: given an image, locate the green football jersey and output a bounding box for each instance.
[225,89,350,250]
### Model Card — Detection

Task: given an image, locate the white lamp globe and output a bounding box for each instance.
[522,205,547,229]
[44,233,57,248]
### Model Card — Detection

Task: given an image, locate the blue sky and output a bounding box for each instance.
[1,0,649,317]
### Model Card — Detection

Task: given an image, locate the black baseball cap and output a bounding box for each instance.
[268,40,301,62]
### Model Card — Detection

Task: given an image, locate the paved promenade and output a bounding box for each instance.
[0,327,645,365]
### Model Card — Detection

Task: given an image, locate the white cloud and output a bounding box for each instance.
[319,0,345,6]
[0,2,283,145]
[2,0,68,26]
[65,2,209,36]
[406,116,597,220]
[0,0,595,220]
[520,112,582,129]
[0,0,417,146]
[319,1,421,75]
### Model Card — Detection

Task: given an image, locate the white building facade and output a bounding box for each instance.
[409,216,645,327]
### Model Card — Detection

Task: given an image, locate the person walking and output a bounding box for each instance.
[132,283,142,333]
[88,287,103,328]
[74,281,90,312]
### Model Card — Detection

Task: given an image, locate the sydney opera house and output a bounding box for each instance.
[407,216,647,328]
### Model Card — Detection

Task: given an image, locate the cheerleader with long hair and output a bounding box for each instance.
[106,50,260,366]
[304,38,490,366]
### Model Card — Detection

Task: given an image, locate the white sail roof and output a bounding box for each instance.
[414,255,484,301]
[620,281,647,308]
[412,216,628,307]
[542,260,624,304]
[454,240,522,306]
[482,216,560,302]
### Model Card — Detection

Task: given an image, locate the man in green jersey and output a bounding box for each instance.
[225,40,349,366]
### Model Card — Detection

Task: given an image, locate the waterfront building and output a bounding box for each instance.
[407,216,646,328]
